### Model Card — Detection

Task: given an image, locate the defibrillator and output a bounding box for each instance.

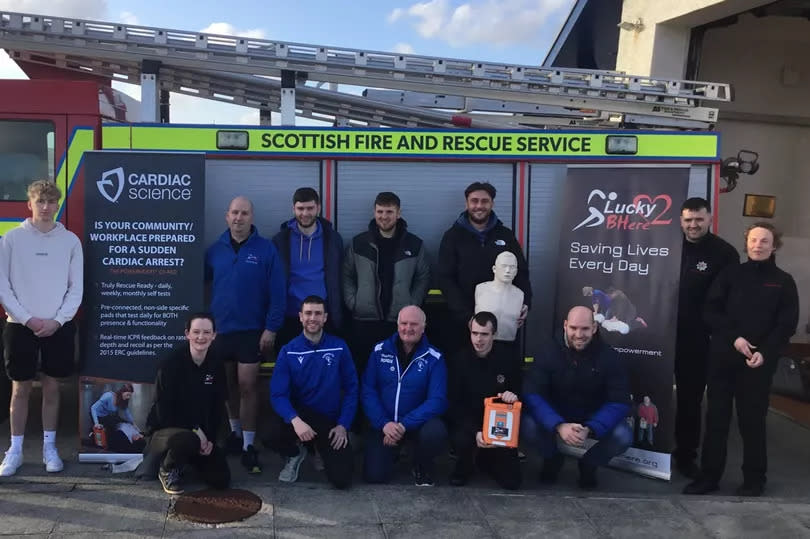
[482,397,521,448]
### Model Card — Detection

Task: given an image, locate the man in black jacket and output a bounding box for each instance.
[674,197,739,477]
[438,182,532,353]
[446,311,522,489]
[684,222,798,497]
[144,313,230,495]
[522,306,632,489]
[342,192,431,372]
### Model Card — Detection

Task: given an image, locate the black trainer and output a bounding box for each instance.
[241,444,262,474]
[577,461,598,490]
[449,462,469,487]
[735,482,764,497]
[683,478,719,495]
[675,459,701,479]
[158,467,184,495]
[539,454,564,484]
[413,464,434,487]
[225,431,243,456]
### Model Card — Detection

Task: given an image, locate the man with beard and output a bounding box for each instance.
[268,296,358,488]
[521,306,632,489]
[342,192,431,373]
[673,197,738,478]
[273,188,344,350]
[438,182,531,354]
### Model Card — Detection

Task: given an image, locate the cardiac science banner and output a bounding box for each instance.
[80,151,205,459]
[554,166,689,480]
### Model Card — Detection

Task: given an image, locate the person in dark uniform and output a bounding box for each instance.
[144,313,230,495]
[446,311,522,489]
[674,197,739,477]
[684,222,799,497]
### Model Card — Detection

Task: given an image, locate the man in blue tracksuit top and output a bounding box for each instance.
[269,295,358,488]
[522,306,632,489]
[362,305,448,486]
[272,187,344,351]
[205,196,286,474]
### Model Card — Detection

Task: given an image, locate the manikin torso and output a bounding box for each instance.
[474,252,524,341]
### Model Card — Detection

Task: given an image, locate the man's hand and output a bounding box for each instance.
[382,421,405,444]
[194,428,213,455]
[26,317,44,334]
[734,337,756,359]
[259,329,276,354]
[328,425,349,450]
[517,305,529,328]
[498,391,518,404]
[746,351,764,369]
[34,319,61,338]
[292,417,317,442]
[476,431,495,449]
[557,423,588,447]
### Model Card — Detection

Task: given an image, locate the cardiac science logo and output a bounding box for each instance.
[572,189,673,231]
[97,167,125,203]
[96,167,193,203]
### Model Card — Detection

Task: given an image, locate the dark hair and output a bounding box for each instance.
[293,187,320,205]
[681,197,710,213]
[464,182,496,200]
[470,311,498,334]
[300,295,326,310]
[374,191,401,208]
[185,312,216,332]
[114,383,134,408]
[745,221,783,250]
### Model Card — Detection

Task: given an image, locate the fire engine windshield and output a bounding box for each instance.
[0,120,55,201]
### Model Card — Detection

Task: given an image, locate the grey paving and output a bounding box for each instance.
[0,381,808,537]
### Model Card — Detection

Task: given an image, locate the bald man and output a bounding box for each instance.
[361,305,448,486]
[205,196,286,474]
[521,306,632,489]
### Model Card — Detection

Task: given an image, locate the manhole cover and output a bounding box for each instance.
[173,488,262,524]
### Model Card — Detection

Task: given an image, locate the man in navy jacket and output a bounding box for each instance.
[362,305,448,486]
[269,295,358,488]
[522,306,632,489]
[205,196,285,474]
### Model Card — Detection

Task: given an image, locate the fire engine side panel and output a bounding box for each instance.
[333,161,516,289]
[203,160,321,246]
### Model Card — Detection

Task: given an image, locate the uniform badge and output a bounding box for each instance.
[297,356,304,364]
[495,239,506,246]
[696,261,708,271]
[323,353,335,366]
[496,374,505,384]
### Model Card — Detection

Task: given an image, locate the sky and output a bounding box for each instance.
[0,0,577,124]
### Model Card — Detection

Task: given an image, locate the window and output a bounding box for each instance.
[0,120,56,201]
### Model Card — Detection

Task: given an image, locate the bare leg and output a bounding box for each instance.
[40,375,60,431]
[10,381,32,436]
[237,362,259,433]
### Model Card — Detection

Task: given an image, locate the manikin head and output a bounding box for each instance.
[492,251,518,284]
[564,306,597,351]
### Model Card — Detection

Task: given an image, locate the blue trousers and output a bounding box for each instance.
[522,413,632,468]
[363,416,448,483]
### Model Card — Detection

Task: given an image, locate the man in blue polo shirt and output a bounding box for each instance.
[268,295,358,489]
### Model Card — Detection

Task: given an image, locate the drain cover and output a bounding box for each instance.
[173,488,262,524]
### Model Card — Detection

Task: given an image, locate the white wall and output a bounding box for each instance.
[699,13,810,342]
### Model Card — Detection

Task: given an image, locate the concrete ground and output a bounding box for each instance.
[1,381,809,538]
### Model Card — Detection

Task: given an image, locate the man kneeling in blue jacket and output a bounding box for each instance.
[362,305,448,486]
[269,295,359,489]
[522,306,632,489]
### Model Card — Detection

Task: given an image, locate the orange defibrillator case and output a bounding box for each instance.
[482,397,521,448]
[92,425,108,449]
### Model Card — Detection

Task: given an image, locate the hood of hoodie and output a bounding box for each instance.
[455,211,499,243]
[284,217,323,262]
[22,219,67,237]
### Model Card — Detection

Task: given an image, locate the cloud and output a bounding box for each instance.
[118,11,138,24]
[393,42,415,54]
[0,0,107,19]
[199,22,266,40]
[388,0,572,47]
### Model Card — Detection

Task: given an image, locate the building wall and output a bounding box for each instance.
[699,13,810,341]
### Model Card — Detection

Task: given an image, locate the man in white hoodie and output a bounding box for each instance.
[0,180,83,476]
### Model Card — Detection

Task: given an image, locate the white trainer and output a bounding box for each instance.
[43,446,64,473]
[0,451,23,477]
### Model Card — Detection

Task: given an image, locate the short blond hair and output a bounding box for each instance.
[27,180,61,201]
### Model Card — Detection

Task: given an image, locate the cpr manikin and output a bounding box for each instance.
[475,252,525,341]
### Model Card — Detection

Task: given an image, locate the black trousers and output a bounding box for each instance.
[673,331,710,463]
[349,319,396,375]
[266,406,354,489]
[146,428,230,489]
[451,423,521,490]
[700,354,776,485]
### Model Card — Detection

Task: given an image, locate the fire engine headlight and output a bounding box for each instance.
[605,135,638,155]
[216,130,249,150]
